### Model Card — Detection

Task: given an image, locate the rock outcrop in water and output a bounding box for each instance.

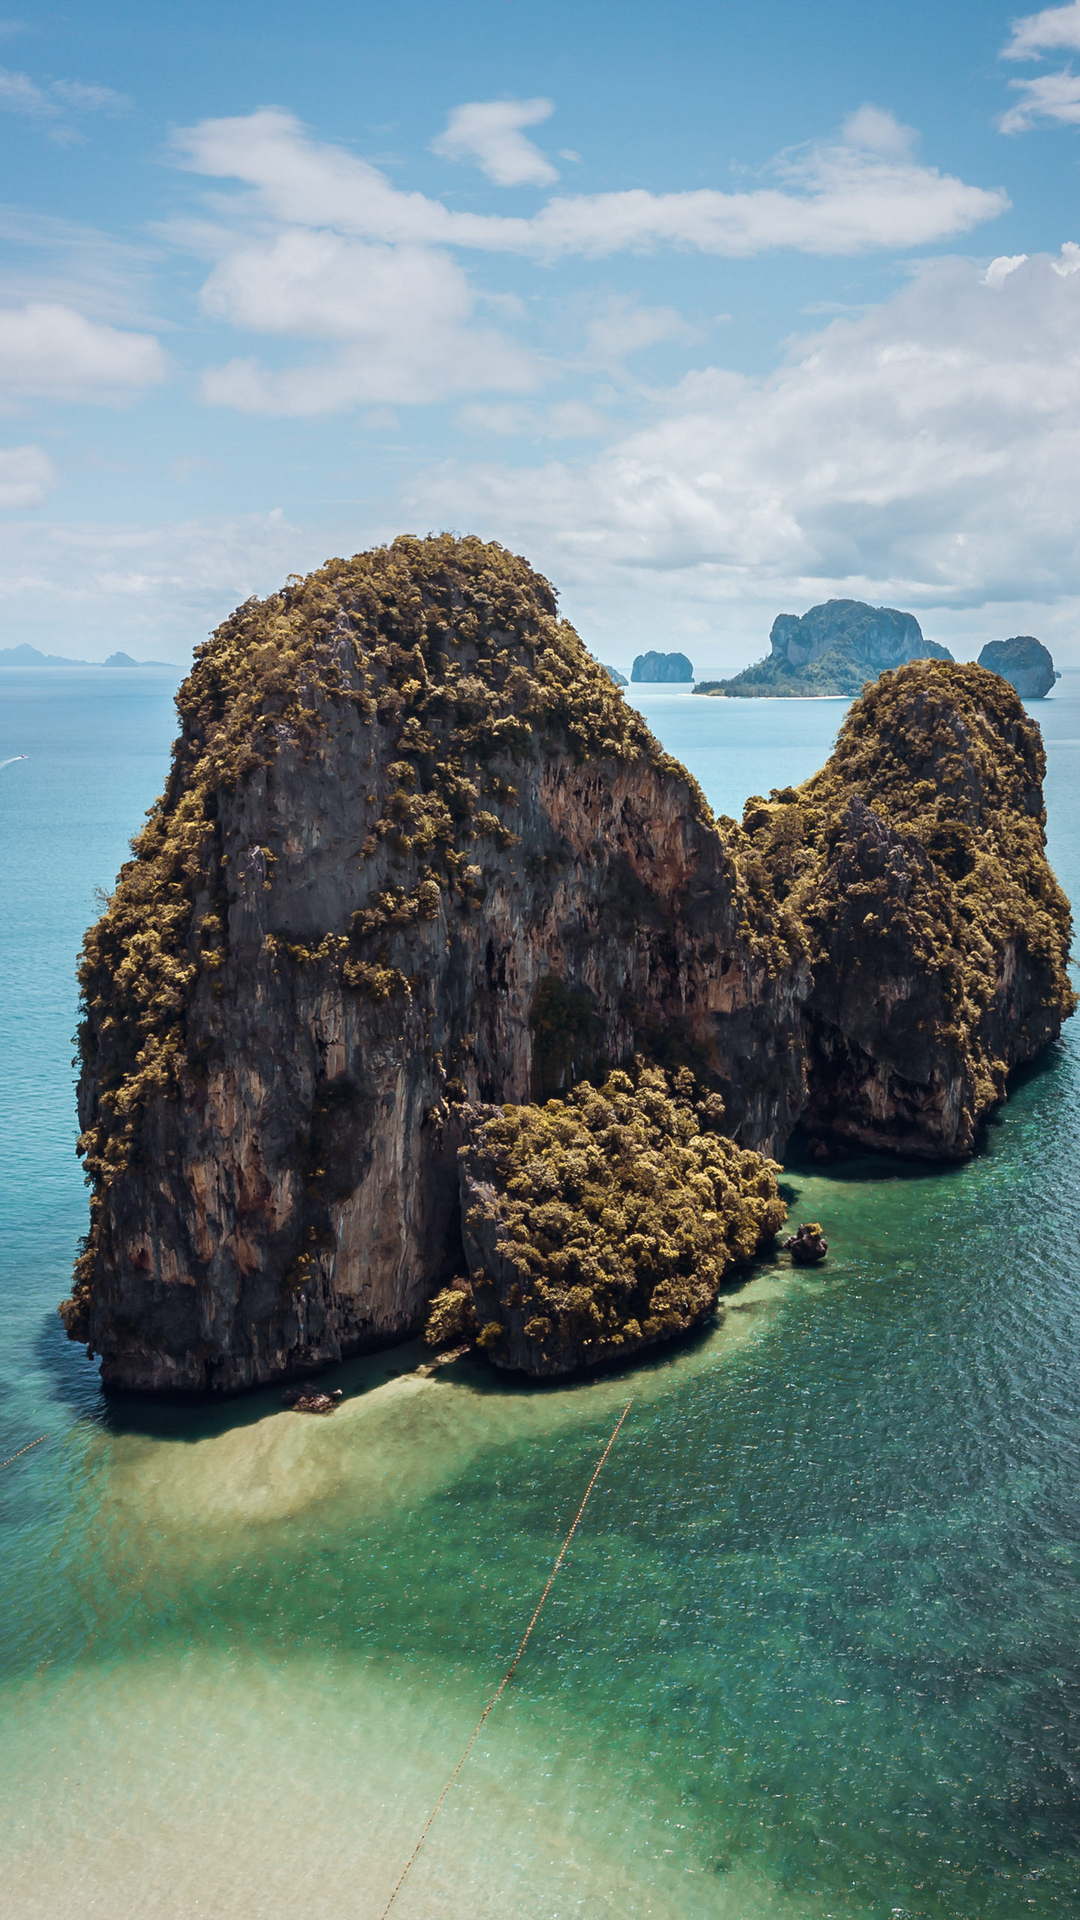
[62,543,1075,1390]
[62,536,806,1392]
[784,1222,828,1265]
[743,660,1076,1157]
[696,599,952,698]
[977,636,1059,700]
[631,650,693,683]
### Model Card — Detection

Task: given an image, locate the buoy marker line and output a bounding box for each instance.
[0,1434,47,1472]
[377,1398,634,1919]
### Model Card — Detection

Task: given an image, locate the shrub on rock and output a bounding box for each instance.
[459,1062,787,1375]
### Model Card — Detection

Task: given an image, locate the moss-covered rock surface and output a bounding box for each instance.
[73,534,677,1201]
[63,534,806,1390]
[458,1064,787,1375]
[743,660,1076,1155]
[62,538,1074,1388]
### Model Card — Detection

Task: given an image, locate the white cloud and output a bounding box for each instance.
[0,303,166,401]
[983,252,1028,284]
[173,108,1007,260]
[0,64,129,139]
[201,229,467,339]
[840,104,917,156]
[167,105,1006,418]
[0,507,329,657]
[401,249,1080,630]
[431,98,558,186]
[1000,67,1080,129]
[0,442,55,506]
[48,79,129,113]
[0,208,162,326]
[456,399,610,438]
[1052,238,1080,271]
[1002,3,1080,58]
[0,65,45,114]
[198,233,537,413]
[585,299,693,359]
[997,7,1080,130]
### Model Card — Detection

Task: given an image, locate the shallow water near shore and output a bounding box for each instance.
[1,667,1078,1918]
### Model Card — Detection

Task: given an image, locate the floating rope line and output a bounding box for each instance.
[377,1398,634,1920]
[0,1434,47,1472]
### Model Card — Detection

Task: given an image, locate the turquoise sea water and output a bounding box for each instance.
[1,670,1078,1919]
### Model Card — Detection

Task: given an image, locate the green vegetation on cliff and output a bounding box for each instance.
[64,541,1075,1382]
[75,540,698,1154]
[67,535,790,1343]
[450,1062,786,1373]
[696,599,952,699]
[741,659,1076,1145]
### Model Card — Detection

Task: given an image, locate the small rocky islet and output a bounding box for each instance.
[62,535,1076,1394]
[976,635,1059,700]
[631,650,694,683]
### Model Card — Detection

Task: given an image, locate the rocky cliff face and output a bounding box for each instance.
[696,599,952,699]
[977,636,1058,700]
[631,650,694,683]
[768,600,947,673]
[744,661,1076,1157]
[63,547,1074,1393]
[63,536,807,1393]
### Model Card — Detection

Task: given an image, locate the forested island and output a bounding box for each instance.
[695,599,952,697]
[693,601,1060,701]
[62,537,1076,1393]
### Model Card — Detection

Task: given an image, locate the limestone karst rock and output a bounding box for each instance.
[743,661,1076,1158]
[977,636,1059,700]
[631,650,694,682]
[63,535,807,1392]
[61,544,1074,1392]
[696,599,953,698]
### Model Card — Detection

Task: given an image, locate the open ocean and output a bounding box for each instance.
[1,667,1078,1919]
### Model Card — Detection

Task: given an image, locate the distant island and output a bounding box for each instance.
[695,599,952,698]
[0,643,180,668]
[601,662,628,687]
[977,636,1059,700]
[631,650,693,682]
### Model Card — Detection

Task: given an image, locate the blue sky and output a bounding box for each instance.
[4,0,1080,671]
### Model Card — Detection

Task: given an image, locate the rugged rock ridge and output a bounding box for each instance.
[743,661,1076,1156]
[977,636,1059,700]
[63,535,807,1392]
[696,599,953,699]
